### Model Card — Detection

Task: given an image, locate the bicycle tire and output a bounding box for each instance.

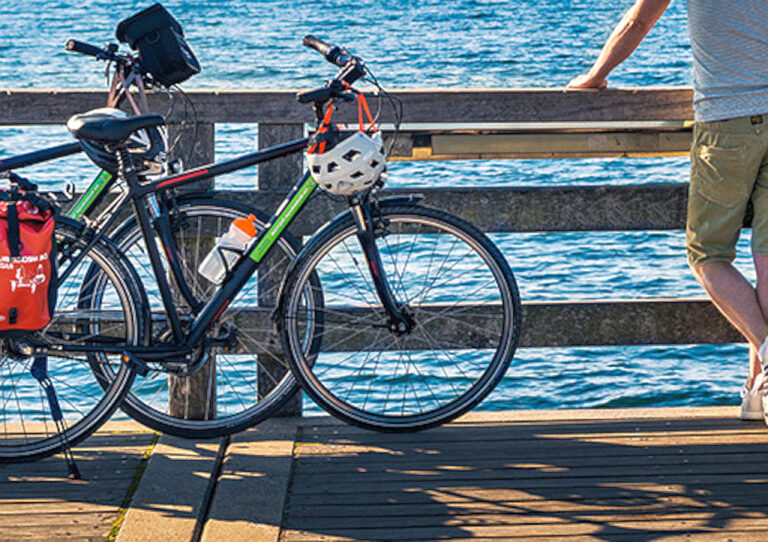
[0,217,146,462]
[279,202,522,432]
[94,197,303,438]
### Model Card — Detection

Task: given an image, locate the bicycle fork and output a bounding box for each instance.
[350,200,414,335]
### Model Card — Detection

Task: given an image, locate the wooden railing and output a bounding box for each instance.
[0,87,742,415]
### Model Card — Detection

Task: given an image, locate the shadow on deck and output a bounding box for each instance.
[3,407,768,542]
[276,408,768,541]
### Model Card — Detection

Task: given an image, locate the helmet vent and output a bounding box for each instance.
[370,160,380,168]
[312,165,321,174]
[327,161,339,173]
[342,150,360,162]
[350,171,364,179]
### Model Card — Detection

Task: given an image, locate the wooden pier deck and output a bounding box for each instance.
[3,407,768,542]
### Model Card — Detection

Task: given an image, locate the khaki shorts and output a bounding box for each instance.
[686,113,768,267]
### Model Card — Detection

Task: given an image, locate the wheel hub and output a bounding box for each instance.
[387,305,415,336]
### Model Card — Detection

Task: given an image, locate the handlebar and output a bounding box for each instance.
[303,35,363,70]
[65,39,106,58]
[297,87,334,104]
[65,39,127,65]
[299,35,368,105]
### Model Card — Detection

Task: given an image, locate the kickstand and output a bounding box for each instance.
[30,356,82,480]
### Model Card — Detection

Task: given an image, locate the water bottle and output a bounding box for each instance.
[198,214,257,284]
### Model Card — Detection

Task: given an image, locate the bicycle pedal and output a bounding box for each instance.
[122,352,149,377]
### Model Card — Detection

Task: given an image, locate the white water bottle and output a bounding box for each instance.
[198,214,257,284]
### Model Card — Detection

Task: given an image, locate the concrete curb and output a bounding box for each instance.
[200,418,299,542]
[116,434,225,542]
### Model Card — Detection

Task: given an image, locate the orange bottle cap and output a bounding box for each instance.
[232,214,257,237]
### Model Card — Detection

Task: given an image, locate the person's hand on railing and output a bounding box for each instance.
[566,72,608,89]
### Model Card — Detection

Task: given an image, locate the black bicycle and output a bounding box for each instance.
[0,36,521,462]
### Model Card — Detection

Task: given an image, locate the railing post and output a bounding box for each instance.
[168,122,217,420]
[257,122,305,417]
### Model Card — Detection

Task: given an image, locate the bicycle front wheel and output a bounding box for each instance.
[0,218,145,462]
[279,203,521,431]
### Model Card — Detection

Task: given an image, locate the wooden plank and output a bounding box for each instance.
[285,507,768,531]
[217,183,695,235]
[523,298,740,346]
[293,443,768,475]
[71,183,701,234]
[288,481,768,508]
[284,498,766,528]
[297,416,756,444]
[196,298,741,349]
[287,470,768,497]
[292,451,768,478]
[0,88,694,124]
[52,297,743,349]
[429,130,691,158]
[0,430,153,542]
[289,460,768,492]
[294,431,768,459]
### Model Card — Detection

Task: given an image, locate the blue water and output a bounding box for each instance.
[0,1,753,416]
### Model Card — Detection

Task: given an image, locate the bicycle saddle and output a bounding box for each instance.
[67,109,165,145]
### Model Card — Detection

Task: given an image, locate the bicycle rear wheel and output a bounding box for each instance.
[279,203,521,432]
[0,218,145,462]
[96,197,302,438]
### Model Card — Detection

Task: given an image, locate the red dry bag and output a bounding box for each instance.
[0,199,56,336]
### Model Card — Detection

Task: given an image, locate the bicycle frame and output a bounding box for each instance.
[51,132,409,363]
[47,135,311,359]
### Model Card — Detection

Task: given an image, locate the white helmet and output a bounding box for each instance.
[308,131,386,196]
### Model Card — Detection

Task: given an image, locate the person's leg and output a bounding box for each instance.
[688,117,766,383]
[752,253,768,381]
[691,260,768,351]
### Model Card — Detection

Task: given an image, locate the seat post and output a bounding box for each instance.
[113,144,185,341]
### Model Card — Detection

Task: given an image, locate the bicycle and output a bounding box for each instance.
[0,35,521,462]
[2,31,303,441]
[90,36,523,433]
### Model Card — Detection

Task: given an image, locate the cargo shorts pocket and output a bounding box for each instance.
[690,133,749,208]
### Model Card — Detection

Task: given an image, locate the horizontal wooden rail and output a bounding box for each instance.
[80,183,704,236]
[120,299,737,352]
[217,184,702,234]
[0,88,694,125]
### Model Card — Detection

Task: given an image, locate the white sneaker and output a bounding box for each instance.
[740,372,766,421]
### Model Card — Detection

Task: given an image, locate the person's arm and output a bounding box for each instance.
[567,0,671,89]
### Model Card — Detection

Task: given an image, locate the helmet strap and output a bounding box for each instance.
[357,94,377,134]
[309,103,337,154]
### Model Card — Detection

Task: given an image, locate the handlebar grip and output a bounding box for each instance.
[297,87,333,104]
[303,35,332,55]
[303,35,353,68]
[65,39,104,58]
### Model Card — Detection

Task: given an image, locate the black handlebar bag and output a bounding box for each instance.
[116,3,200,87]
[0,198,56,337]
